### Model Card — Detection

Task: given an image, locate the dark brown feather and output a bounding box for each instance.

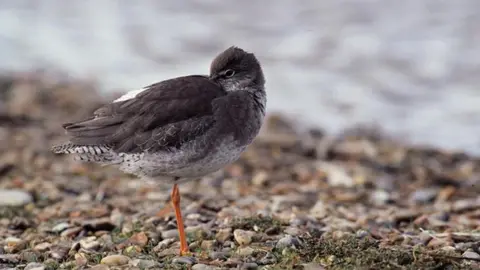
[62,75,226,153]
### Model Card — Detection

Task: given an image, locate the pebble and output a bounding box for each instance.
[215,228,232,242]
[100,254,130,266]
[0,254,19,264]
[259,252,277,265]
[275,235,301,251]
[201,240,216,250]
[129,259,159,269]
[79,236,100,250]
[371,190,391,205]
[52,222,70,233]
[462,251,480,259]
[240,262,259,269]
[161,229,179,239]
[0,189,33,206]
[237,246,255,257]
[309,201,328,219]
[172,256,197,265]
[89,265,110,270]
[410,188,439,204]
[233,229,254,245]
[209,251,229,260]
[192,264,219,270]
[4,237,25,253]
[24,262,45,270]
[33,242,52,252]
[153,238,176,252]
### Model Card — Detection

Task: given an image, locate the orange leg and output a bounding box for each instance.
[171,183,189,255]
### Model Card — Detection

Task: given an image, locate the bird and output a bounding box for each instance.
[51,46,267,255]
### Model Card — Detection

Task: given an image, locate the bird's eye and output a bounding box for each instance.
[224,69,235,77]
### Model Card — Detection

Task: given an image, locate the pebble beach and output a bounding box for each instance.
[1,73,480,269]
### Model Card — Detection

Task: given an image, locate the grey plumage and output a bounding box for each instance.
[52,46,266,180]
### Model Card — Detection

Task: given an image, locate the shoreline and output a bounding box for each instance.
[0,72,479,269]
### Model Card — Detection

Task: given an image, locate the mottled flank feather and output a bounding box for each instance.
[51,143,121,163]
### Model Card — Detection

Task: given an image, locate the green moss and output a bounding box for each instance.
[231,216,287,233]
[295,232,470,270]
[0,205,33,219]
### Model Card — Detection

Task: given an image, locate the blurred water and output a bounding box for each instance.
[1,0,480,154]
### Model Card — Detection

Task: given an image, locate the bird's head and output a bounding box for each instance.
[209,46,265,92]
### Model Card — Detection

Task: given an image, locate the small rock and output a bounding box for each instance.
[317,162,354,187]
[74,252,88,267]
[161,229,179,240]
[128,232,149,247]
[240,262,258,270]
[237,246,255,257]
[275,235,301,251]
[4,237,26,253]
[252,171,269,186]
[302,262,326,270]
[52,222,70,233]
[49,246,68,260]
[371,190,391,205]
[192,264,218,270]
[0,254,20,263]
[89,265,110,270]
[100,254,130,266]
[172,256,197,265]
[284,226,302,236]
[60,226,82,237]
[0,189,33,206]
[215,228,232,242]
[130,259,159,269]
[356,230,369,239]
[33,242,52,252]
[24,262,45,270]
[201,240,216,250]
[462,251,480,259]
[410,188,438,204]
[79,236,100,250]
[259,252,277,265]
[209,251,229,260]
[233,229,254,245]
[153,238,176,252]
[309,201,328,219]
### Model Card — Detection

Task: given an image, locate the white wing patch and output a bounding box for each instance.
[114,87,148,103]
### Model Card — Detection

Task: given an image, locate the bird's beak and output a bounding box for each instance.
[209,74,218,81]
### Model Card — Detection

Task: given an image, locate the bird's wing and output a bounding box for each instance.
[59,75,226,153]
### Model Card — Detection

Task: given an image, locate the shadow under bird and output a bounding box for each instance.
[52,46,267,255]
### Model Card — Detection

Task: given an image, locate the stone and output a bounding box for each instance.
[462,251,480,259]
[209,251,230,260]
[192,264,218,270]
[275,235,301,251]
[161,229,179,240]
[128,232,149,247]
[215,228,232,242]
[79,236,100,250]
[240,262,258,269]
[237,246,255,257]
[129,259,159,269]
[52,222,70,233]
[24,262,45,270]
[0,189,33,206]
[100,254,130,266]
[0,254,20,264]
[4,237,26,253]
[409,188,439,204]
[153,238,176,252]
[259,252,277,265]
[233,229,254,245]
[89,265,110,270]
[201,240,216,250]
[74,252,88,267]
[172,256,197,265]
[33,242,52,252]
